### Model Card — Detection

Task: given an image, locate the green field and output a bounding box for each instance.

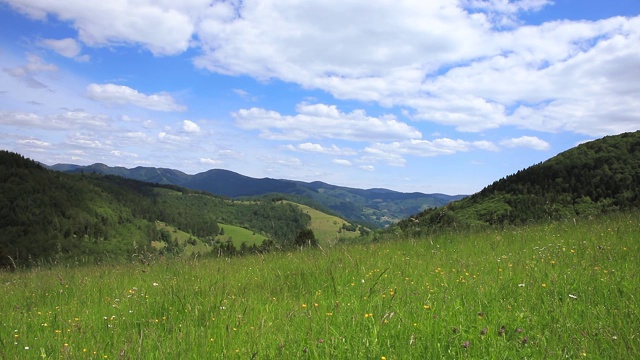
[216,222,267,248]
[1,213,638,359]
[154,221,267,254]
[289,202,362,246]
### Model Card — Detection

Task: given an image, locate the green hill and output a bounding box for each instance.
[51,163,463,228]
[395,131,640,235]
[0,151,316,268]
[287,201,364,246]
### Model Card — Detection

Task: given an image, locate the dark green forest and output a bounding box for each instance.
[0,151,312,268]
[394,131,640,237]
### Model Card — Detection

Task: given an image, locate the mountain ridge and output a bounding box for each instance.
[49,163,465,227]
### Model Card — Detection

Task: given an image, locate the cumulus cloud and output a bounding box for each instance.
[200,157,223,166]
[500,136,550,150]
[234,103,421,141]
[182,120,201,133]
[158,131,189,144]
[4,0,638,138]
[39,38,88,61]
[87,83,186,112]
[4,0,196,55]
[332,159,352,166]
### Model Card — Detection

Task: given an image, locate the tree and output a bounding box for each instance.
[294,228,317,247]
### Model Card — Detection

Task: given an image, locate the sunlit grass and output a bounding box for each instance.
[1,213,638,358]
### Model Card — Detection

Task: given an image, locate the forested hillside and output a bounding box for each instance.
[395,131,640,235]
[51,163,463,227]
[0,151,312,268]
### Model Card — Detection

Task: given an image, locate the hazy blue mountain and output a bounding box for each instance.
[50,164,464,227]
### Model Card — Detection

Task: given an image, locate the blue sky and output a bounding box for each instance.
[1,0,639,195]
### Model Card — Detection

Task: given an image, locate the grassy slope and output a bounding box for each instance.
[287,201,361,246]
[1,213,638,359]
[153,221,267,254]
[217,222,267,248]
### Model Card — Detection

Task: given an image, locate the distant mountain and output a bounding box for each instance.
[50,164,465,227]
[395,130,640,235]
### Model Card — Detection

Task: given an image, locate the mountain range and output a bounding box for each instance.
[48,163,465,227]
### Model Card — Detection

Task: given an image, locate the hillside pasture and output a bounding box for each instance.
[216,222,267,248]
[287,202,362,246]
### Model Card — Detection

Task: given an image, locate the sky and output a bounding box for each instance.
[1,0,639,195]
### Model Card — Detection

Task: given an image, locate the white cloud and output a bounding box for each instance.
[182,120,201,133]
[0,110,111,130]
[3,54,57,89]
[287,142,358,156]
[234,103,421,141]
[16,138,52,151]
[332,159,352,166]
[3,0,638,141]
[65,132,107,149]
[117,131,153,145]
[200,157,223,166]
[359,165,375,171]
[362,138,498,166]
[158,131,189,144]
[39,38,88,61]
[500,136,550,150]
[110,150,138,158]
[5,0,197,55]
[463,0,552,28]
[87,83,186,112]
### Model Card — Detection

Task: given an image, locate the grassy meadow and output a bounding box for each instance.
[1,213,638,359]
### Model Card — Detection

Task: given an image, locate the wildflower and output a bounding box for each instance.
[498,326,506,337]
[462,341,470,348]
[480,327,488,336]
[569,294,578,299]
[518,283,525,287]
[301,304,307,309]
[423,305,430,309]
[521,336,528,345]
[541,283,547,288]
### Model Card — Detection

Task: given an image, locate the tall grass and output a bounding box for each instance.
[1,213,638,359]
